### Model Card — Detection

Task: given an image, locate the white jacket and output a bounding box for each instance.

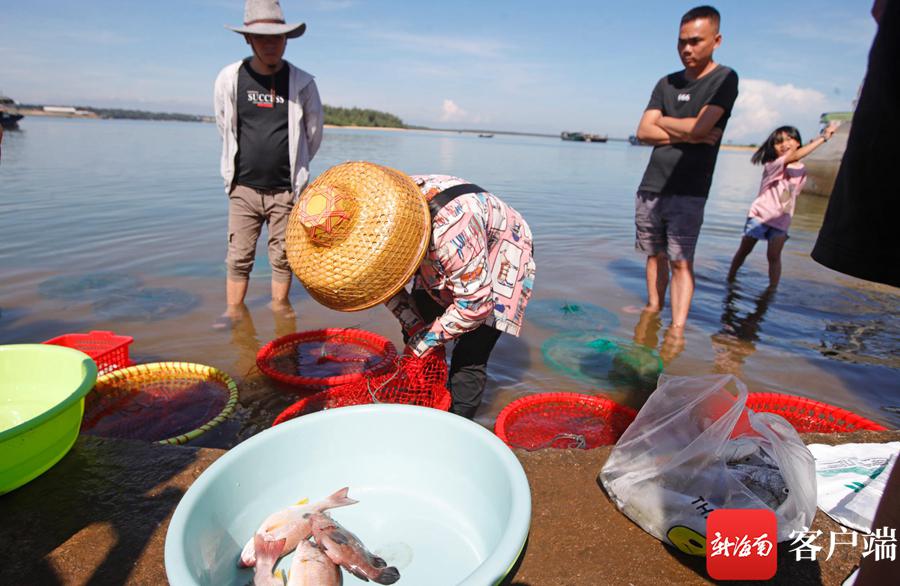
[214,60,323,196]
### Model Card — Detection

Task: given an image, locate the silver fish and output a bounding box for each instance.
[240,487,357,568]
[252,535,287,586]
[287,538,342,586]
[309,512,400,585]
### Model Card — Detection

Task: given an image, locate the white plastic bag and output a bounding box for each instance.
[807,442,900,533]
[599,374,817,555]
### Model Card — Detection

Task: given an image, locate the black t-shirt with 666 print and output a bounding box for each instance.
[638,65,739,198]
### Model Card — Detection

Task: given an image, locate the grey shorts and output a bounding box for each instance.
[226,184,295,283]
[634,191,707,262]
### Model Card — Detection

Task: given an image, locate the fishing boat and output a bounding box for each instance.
[561,131,607,143]
[561,131,586,141]
[478,133,494,138]
[0,95,24,128]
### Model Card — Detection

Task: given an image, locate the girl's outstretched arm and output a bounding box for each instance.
[784,121,840,163]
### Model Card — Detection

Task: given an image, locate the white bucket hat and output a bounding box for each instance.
[226,0,306,38]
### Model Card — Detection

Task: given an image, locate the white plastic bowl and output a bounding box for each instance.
[165,404,531,585]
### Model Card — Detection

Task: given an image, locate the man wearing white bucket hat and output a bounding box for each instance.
[285,162,536,419]
[214,0,323,323]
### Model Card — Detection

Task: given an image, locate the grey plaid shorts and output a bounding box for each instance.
[634,191,707,262]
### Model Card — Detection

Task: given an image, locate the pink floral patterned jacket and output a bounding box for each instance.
[387,175,536,357]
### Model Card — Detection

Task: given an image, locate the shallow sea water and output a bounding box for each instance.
[1,118,897,447]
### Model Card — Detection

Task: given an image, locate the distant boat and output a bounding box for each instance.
[561,131,606,143]
[801,111,853,197]
[0,95,24,128]
[478,133,494,138]
[628,135,650,146]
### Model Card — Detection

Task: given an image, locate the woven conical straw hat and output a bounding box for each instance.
[286,161,430,311]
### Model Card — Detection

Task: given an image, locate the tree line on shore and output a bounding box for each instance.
[20,103,407,128]
[322,105,405,128]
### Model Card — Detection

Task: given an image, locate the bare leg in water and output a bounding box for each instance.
[644,254,670,312]
[765,235,787,288]
[215,278,251,329]
[269,278,296,318]
[727,236,757,281]
[669,259,694,328]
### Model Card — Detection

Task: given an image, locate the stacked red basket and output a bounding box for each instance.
[43,330,133,375]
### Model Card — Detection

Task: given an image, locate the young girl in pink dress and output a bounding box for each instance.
[727,121,839,287]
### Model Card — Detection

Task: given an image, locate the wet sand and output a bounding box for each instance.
[2,430,897,585]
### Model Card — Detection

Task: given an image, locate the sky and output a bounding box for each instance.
[0,0,878,143]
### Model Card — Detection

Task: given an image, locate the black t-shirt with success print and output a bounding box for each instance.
[638,65,739,198]
[236,60,291,191]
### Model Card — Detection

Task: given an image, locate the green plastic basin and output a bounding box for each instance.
[0,344,98,495]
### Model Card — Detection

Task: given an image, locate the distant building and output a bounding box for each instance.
[43,106,92,116]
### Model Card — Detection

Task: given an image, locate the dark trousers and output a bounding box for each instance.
[412,289,502,419]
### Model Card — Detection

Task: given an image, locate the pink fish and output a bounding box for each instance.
[252,535,287,586]
[240,487,357,568]
[309,512,400,585]
[287,538,342,586]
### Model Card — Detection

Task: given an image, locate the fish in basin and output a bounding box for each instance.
[240,487,357,568]
[308,512,400,585]
[252,535,287,586]
[287,538,342,586]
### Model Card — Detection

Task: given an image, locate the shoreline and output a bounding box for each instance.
[325,124,760,149]
[14,112,761,148]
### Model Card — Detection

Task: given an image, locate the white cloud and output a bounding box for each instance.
[440,99,467,122]
[438,99,486,125]
[728,79,828,142]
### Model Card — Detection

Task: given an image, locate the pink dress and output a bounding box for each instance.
[747,156,808,232]
[387,175,536,357]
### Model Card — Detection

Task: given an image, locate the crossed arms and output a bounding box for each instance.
[636,105,725,146]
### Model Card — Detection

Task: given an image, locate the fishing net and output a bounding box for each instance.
[273,347,451,424]
[526,299,620,332]
[81,362,238,445]
[495,392,637,450]
[256,329,398,391]
[542,332,662,391]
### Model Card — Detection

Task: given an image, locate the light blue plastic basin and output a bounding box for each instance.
[164,404,531,585]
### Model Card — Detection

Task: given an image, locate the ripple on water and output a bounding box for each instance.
[92,287,201,321]
[38,272,142,302]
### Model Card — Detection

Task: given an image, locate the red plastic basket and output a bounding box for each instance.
[746,392,887,433]
[273,349,451,425]
[43,330,133,376]
[256,328,397,391]
[495,392,637,450]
